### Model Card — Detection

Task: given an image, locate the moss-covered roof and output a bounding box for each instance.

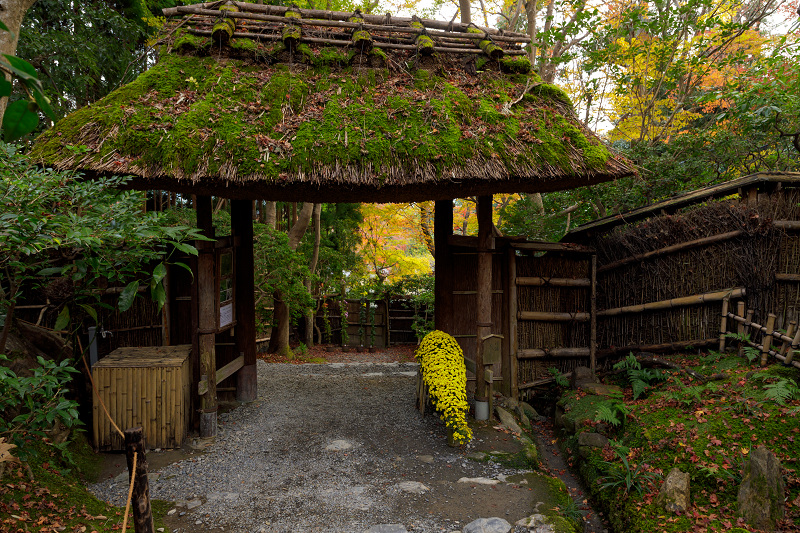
[30,7,635,203]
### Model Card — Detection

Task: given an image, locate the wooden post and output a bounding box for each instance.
[741,306,754,358]
[760,313,776,366]
[196,196,217,437]
[590,254,597,372]
[719,297,730,352]
[232,199,257,402]
[779,321,797,357]
[786,327,800,366]
[507,246,518,400]
[475,195,493,408]
[124,427,155,533]
[434,199,454,332]
[736,301,746,357]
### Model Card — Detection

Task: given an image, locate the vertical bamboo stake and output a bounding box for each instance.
[590,254,597,372]
[760,313,776,366]
[779,321,797,357]
[719,297,730,352]
[736,301,746,357]
[110,370,119,449]
[124,427,155,533]
[742,309,754,358]
[786,327,800,366]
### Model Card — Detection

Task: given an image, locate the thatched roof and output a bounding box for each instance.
[30,2,635,203]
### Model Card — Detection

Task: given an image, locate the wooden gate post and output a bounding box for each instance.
[434,199,454,333]
[474,195,493,415]
[124,427,154,533]
[232,199,257,402]
[196,196,217,437]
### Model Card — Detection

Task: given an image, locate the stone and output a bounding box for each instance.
[505,397,520,411]
[520,402,542,421]
[467,451,487,461]
[113,471,128,484]
[458,477,500,485]
[569,366,599,388]
[738,446,785,532]
[515,406,531,428]
[577,382,623,397]
[185,499,202,510]
[396,481,429,494]
[167,509,176,516]
[462,517,512,533]
[365,525,408,533]
[515,513,549,528]
[325,439,353,451]
[577,432,609,449]
[495,406,523,434]
[417,454,434,464]
[147,473,160,484]
[656,468,690,513]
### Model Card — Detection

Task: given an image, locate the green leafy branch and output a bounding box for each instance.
[0,20,55,141]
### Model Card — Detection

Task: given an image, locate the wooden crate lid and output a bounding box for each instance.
[94,345,192,368]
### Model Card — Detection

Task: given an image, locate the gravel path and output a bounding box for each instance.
[90,360,551,533]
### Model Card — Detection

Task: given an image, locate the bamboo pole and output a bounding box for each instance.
[597,230,745,274]
[736,301,746,357]
[590,254,597,373]
[779,321,796,356]
[517,311,591,322]
[516,277,591,287]
[719,297,730,352]
[742,309,754,358]
[518,347,591,359]
[785,327,800,365]
[774,220,800,231]
[775,273,800,281]
[597,288,745,317]
[760,313,776,366]
[727,313,796,344]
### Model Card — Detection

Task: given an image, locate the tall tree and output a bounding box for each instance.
[267,203,314,355]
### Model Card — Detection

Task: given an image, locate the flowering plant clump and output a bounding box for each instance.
[415,330,472,445]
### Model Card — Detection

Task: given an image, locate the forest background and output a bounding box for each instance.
[0,0,799,355]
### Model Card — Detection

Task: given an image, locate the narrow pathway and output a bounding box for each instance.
[526,416,609,533]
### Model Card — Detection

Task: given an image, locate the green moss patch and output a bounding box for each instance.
[559,353,800,532]
[0,434,173,532]
[31,50,615,186]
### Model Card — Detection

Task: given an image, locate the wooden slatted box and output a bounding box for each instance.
[92,345,191,450]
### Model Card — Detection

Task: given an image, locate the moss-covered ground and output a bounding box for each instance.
[0,433,173,532]
[558,351,800,532]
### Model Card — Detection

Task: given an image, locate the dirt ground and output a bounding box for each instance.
[93,346,602,533]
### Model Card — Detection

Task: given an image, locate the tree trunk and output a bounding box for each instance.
[0,0,38,123]
[304,204,322,347]
[459,0,471,24]
[265,201,277,229]
[268,203,314,355]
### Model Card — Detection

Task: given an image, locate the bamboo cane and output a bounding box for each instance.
[760,313,776,366]
[719,297,730,352]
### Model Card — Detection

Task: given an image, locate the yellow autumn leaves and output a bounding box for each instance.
[415,330,473,445]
